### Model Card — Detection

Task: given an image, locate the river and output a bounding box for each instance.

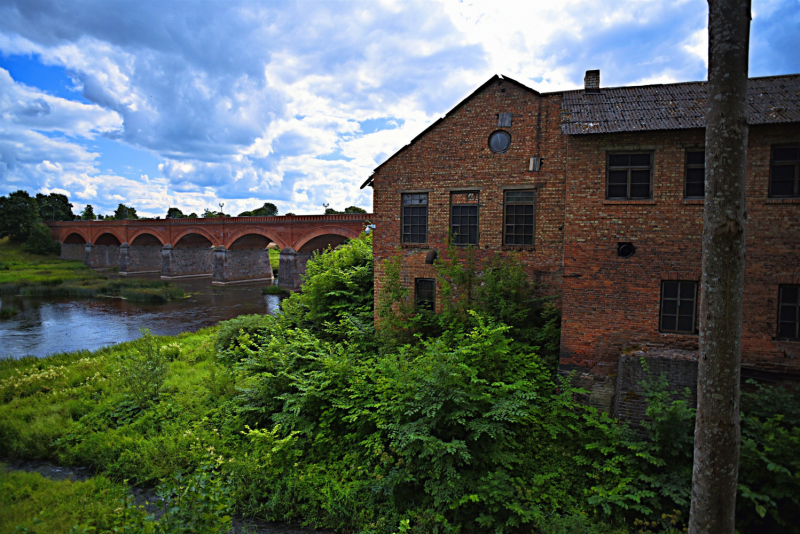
[0,275,283,359]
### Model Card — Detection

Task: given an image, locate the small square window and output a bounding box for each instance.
[415,278,436,312]
[660,281,698,334]
[498,112,512,127]
[607,152,653,200]
[685,150,705,198]
[402,193,428,244]
[778,285,800,340]
[769,145,800,198]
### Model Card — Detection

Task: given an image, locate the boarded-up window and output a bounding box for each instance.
[685,150,705,198]
[450,191,479,245]
[402,193,427,244]
[770,146,800,198]
[504,190,536,246]
[498,112,512,127]
[778,285,800,340]
[607,152,653,200]
[660,281,698,334]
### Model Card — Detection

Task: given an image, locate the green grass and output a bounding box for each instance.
[0,468,126,533]
[0,238,184,302]
[261,284,288,295]
[269,247,280,275]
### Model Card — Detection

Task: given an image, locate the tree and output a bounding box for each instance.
[344,206,366,214]
[81,205,97,220]
[202,208,229,218]
[239,202,278,217]
[0,190,41,242]
[689,1,750,533]
[166,207,186,219]
[114,204,139,220]
[23,223,59,255]
[36,193,75,221]
[188,212,198,218]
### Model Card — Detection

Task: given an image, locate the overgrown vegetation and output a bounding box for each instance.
[261,284,289,295]
[0,238,184,303]
[1,233,797,533]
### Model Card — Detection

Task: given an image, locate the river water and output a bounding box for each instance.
[0,275,283,359]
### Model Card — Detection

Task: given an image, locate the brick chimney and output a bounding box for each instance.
[584,69,600,93]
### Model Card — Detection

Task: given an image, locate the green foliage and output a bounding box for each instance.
[23,223,60,255]
[262,284,289,295]
[324,206,367,214]
[202,209,229,218]
[113,204,139,220]
[80,205,96,220]
[215,313,276,365]
[166,207,186,218]
[36,193,75,221]
[0,190,41,243]
[116,329,170,408]
[239,202,279,217]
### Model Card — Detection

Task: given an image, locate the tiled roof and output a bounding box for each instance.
[561,74,800,134]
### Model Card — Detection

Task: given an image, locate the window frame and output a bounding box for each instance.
[769,144,800,198]
[503,189,536,247]
[401,192,428,244]
[777,285,800,341]
[450,191,479,246]
[684,149,705,199]
[415,278,436,312]
[659,280,698,335]
[606,151,654,200]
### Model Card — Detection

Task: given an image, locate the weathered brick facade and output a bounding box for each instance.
[367,73,800,412]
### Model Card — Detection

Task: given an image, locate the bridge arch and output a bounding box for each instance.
[172,227,218,247]
[63,231,88,245]
[129,230,166,246]
[94,230,123,245]
[224,227,287,250]
[293,226,361,253]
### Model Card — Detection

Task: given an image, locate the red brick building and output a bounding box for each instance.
[362,71,800,412]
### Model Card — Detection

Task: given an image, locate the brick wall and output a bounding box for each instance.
[560,123,800,378]
[372,78,567,310]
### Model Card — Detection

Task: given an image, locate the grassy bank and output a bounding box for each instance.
[1,234,797,533]
[269,247,279,274]
[0,238,184,303]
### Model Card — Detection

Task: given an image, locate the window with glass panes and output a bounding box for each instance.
[415,278,435,311]
[607,153,653,199]
[660,281,698,334]
[769,146,800,198]
[778,285,800,340]
[402,193,428,243]
[450,192,479,245]
[685,150,705,198]
[504,190,536,246]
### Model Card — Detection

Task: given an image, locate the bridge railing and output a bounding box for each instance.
[45,213,373,227]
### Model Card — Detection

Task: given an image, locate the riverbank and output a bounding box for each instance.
[0,238,185,303]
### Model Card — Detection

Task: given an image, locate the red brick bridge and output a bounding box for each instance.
[46,214,372,289]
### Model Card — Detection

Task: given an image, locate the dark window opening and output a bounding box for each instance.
[618,242,636,258]
[402,193,428,244]
[607,152,653,200]
[685,150,705,198]
[770,146,800,198]
[451,192,479,245]
[489,130,511,153]
[415,278,436,312]
[504,190,535,246]
[660,281,698,334]
[778,285,800,340]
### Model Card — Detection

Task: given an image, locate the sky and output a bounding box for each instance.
[0,0,798,218]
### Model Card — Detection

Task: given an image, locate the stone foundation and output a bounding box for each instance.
[211,247,274,285]
[277,248,313,291]
[85,243,120,269]
[161,244,213,279]
[60,243,84,261]
[119,244,162,275]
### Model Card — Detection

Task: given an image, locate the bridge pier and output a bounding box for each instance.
[160,244,213,279]
[60,242,84,261]
[84,242,120,269]
[277,247,313,291]
[211,246,274,285]
[119,243,162,275]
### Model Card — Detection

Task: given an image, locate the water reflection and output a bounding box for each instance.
[0,275,283,359]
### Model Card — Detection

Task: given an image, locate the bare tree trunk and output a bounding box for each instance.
[689,1,750,533]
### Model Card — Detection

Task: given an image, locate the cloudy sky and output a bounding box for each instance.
[0,0,798,218]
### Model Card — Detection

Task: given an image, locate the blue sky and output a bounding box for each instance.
[0,0,798,218]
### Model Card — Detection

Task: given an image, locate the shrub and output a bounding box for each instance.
[23,223,60,255]
[214,313,275,365]
[261,284,289,295]
[116,329,169,408]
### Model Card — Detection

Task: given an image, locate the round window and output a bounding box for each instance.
[488,130,511,153]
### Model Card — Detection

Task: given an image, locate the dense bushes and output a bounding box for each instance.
[23,223,60,255]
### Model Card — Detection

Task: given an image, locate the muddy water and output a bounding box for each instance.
[0,275,284,359]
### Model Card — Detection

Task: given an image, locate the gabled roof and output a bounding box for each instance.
[360,74,539,189]
[561,74,800,135]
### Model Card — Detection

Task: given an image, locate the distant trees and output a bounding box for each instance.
[166,207,186,219]
[239,202,279,217]
[325,206,367,215]
[36,193,75,221]
[0,190,40,242]
[202,208,230,218]
[81,205,97,220]
[113,204,139,220]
